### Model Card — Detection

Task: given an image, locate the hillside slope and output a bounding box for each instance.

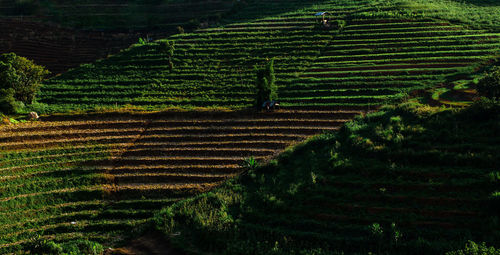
[0,0,236,73]
[37,0,499,112]
[155,101,500,255]
[0,107,366,252]
[0,0,499,253]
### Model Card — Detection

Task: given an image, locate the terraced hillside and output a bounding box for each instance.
[0,0,236,73]
[156,103,500,254]
[0,107,365,252]
[39,3,500,112]
[290,18,500,106]
[1,0,499,253]
[0,18,150,74]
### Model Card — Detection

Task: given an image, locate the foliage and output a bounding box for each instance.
[0,53,49,113]
[476,66,500,100]
[446,241,500,255]
[22,236,104,255]
[23,235,63,255]
[155,102,500,254]
[254,58,277,107]
[241,156,259,171]
[158,40,176,71]
[0,88,20,114]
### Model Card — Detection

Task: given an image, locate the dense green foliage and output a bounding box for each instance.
[0,53,49,113]
[155,101,500,254]
[23,237,103,255]
[392,0,500,30]
[446,241,500,255]
[254,58,277,107]
[477,66,500,99]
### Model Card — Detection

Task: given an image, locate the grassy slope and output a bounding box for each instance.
[1,0,499,253]
[35,0,499,113]
[0,108,364,253]
[154,101,500,255]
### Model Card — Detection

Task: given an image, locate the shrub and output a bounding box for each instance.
[476,66,500,99]
[23,235,63,255]
[0,53,49,106]
[0,88,19,114]
[254,58,277,107]
[446,241,500,255]
[23,236,103,255]
[158,41,175,71]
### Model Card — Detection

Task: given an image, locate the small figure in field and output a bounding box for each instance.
[28,112,39,120]
[261,100,280,111]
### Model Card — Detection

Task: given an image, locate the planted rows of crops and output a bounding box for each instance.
[0,107,364,252]
[38,1,366,112]
[39,0,500,112]
[156,104,500,254]
[284,18,500,107]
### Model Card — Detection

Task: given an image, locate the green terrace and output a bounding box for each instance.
[0,107,362,252]
[39,13,500,112]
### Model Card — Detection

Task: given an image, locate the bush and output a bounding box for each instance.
[476,66,500,99]
[23,236,104,255]
[446,241,500,255]
[254,58,277,107]
[158,41,175,71]
[0,88,19,114]
[23,235,63,255]
[0,53,49,113]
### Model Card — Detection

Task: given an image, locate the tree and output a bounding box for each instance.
[0,88,18,114]
[158,41,175,71]
[476,66,500,100]
[254,58,277,107]
[0,53,50,105]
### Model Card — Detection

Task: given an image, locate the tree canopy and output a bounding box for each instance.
[0,53,49,113]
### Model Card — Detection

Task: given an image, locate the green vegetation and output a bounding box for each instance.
[158,40,176,71]
[35,0,500,113]
[477,66,500,99]
[0,53,49,113]
[391,0,500,30]
[446,241,500,255]
[0,0,499,253]
[254,58,277,107]
[0,108,357,253]
[155,101,500,254]
[23,237,103,255]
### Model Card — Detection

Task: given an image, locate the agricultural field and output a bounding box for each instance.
[0,0,499,254]
[0,107,364,253]
[157,102,500,254]
[37,0,500,112]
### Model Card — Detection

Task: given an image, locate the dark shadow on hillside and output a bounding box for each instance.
[219,0,326,24]
[448,0,500,6]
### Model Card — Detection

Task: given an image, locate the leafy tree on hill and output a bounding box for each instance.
[158,40,175,71]
[476,66,500,100]
[0,53,49,113]
[254,58,277,107]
